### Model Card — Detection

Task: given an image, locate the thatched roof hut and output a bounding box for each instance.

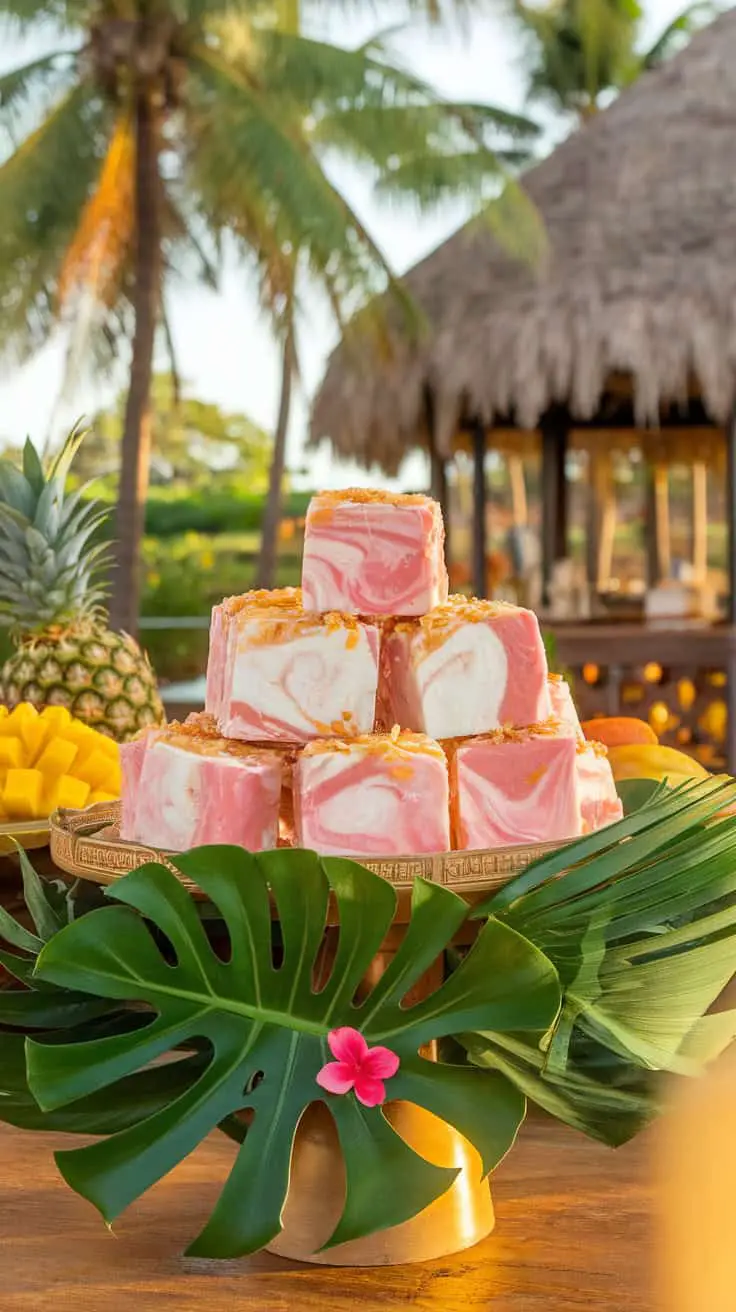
[311,9,736,475]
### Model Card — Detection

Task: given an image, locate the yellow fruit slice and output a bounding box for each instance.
[0,738,22,770]
[7,703,38,728]
[608,744,709,786]
[74,748,118,791]
[19,718,48,764]
[3,768,43,820]
[36,739,78,779]
[89,790,118,805]
[0,705,8,719]
[95,735,120,759]
[45,775,91,813]
[39,706,73,733]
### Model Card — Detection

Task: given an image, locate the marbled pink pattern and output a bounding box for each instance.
[301,494,448,616]
[381,603,551,740]
[205,601,228,716]
[218,613,380,743]
[547,676,583,739]
[294,741,450,856]
[575,744,623,832]
[120,729,283,852]
[451,733,581,850]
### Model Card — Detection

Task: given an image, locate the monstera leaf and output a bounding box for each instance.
[26,847,560,1258]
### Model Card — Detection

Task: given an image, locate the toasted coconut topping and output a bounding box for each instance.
[302,727,446,763]
[309,488,437,509]
[137,713,283,763]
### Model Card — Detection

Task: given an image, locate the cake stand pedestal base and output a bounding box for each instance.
[267,1101,494,1267]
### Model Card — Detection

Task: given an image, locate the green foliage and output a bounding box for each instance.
[462,777,736,1144]
[3,791,736,1257]
[24,850,559,1257]
[77,375,273,490]
[509,0,717,119]
[0,3,540,374]
[0,422,113,631]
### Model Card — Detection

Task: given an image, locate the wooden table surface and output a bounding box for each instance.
[0,1115,654,1312]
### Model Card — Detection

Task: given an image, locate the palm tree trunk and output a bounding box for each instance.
[257,308,296,590]
[109,91,160,635]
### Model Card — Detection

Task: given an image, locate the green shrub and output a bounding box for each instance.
[139,533,301,684]
[93,482,314,539]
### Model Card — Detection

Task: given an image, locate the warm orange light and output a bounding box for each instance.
[582,663,599,685]
[677,678,696,711]
[644,662,663,683]
[655,1050,736,1312]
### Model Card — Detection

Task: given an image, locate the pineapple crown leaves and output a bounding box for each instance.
[0,421,113,633]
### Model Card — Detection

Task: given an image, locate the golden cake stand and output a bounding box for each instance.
[49,803,567,1267]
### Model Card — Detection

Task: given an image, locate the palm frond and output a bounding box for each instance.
[58,107,135,312]
[0,81,111,359]
[639,1,717,70]
[462,779,736,1141]
[187,44,417,328]
[0,50,78,137]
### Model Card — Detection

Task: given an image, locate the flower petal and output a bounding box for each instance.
[363,1045,400,1080]
[316,1062,355,1096]
[353,1075,387,1108]
[328,1027,369,1065]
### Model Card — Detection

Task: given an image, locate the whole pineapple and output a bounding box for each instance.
[0,423,165,741]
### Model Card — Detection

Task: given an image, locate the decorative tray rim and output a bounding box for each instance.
[49,801,568,898]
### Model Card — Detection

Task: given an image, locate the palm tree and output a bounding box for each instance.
[510,0,717,123]
[0,2,539,631]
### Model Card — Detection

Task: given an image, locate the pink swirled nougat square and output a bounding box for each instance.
[210,591,379,742]
[301,489,449,616]
[294,730,451,857]
[547,673,583,738]
[450,722,622,851]
[120,714,283,852]
[380,597,552,740]
[205,587,302,717]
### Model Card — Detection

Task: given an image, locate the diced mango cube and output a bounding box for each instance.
[55,776,91,810]
[3,768,43,819]
[36,739,78,778]
[7,703,38,728]
[0,737,22,769]
[89,790,118,805]
[39,706,72,733]
[64,723,98,764]
[19,718,48,764]
[74,748,117,790]
[95,735,120,760]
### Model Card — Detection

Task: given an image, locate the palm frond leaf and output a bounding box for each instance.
[462,778,736,1141]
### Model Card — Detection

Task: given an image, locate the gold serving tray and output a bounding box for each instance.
[49,802,567,900]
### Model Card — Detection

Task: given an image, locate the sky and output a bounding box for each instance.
[0,0,715,490]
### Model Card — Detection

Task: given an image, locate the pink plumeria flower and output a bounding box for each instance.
[316,1027,400,1108]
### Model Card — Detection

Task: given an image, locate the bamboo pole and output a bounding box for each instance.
[692,460,708,583]
[654,464,672,580]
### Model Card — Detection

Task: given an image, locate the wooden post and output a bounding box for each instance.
[540,409,569,607]
[597,455,617,592]
[692,461,708,583]
[728,411,736,624]
[508,453,528,527]
[426,389,451,566]
[726,413,736,772]
[472,420,487,598]
[645,463,660,589]
[654,464,671,579]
